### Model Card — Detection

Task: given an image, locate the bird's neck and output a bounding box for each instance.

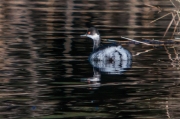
[92,35,100,51]
[93,39,100,51]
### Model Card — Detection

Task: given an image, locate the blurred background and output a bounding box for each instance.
[0,0,180,118]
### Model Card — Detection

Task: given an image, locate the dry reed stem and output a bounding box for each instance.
[121,36,153,46]
[144,4,162,13]
[173,11,180,37]
[133,48,155,56]
[171,12,177,25]
[170,0,178,9]
[150,12,172,24]
[163,13,177,38]
[147,0,180,39]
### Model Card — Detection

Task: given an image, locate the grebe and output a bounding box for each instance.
[81,27,132,61]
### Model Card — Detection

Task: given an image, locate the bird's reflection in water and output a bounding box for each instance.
[81,69,101,90]
[81,59,132,90]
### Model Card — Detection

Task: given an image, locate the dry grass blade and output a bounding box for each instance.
[144,4,157,8]
[147,0,180,39]
[171,12,177,24]
[172,11,180,37]
[163,13,176,38]
[177,10,180,22]
[144,4,162,13]
[172,16,179,38]
[121,36,153,46]
[170,0,178,9]
[133,49,155,56]
[177,11,180,25]
[150,12,172,23]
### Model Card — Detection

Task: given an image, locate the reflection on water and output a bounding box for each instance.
[81,56,131,89]
[81,69,101,90]
[1,0,180,119]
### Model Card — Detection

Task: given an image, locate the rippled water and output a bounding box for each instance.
[0,0,180,118]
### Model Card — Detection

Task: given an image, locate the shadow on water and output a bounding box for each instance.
[1,0,180,119]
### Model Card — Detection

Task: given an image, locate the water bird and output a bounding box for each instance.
[81,27,132,61]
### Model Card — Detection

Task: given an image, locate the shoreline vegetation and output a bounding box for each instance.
[145,0,180,40]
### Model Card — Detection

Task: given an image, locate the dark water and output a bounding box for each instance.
[0,0,180,118]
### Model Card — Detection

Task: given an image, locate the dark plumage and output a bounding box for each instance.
[81,27,132,61]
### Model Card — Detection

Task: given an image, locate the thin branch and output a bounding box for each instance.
[150,12,172,23]
[121,36,153,46]
[144,4,162,13]
[163,13,176,38]
[172,18,179,38]
[176,10,180,32]
[133,48,155,56]
[144,4,157,8]
[170,0,178,9]
[171,12,177,25]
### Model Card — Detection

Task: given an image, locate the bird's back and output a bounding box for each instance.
[89,44,131,61]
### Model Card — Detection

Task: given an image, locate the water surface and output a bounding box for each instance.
[0,0,180,118]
